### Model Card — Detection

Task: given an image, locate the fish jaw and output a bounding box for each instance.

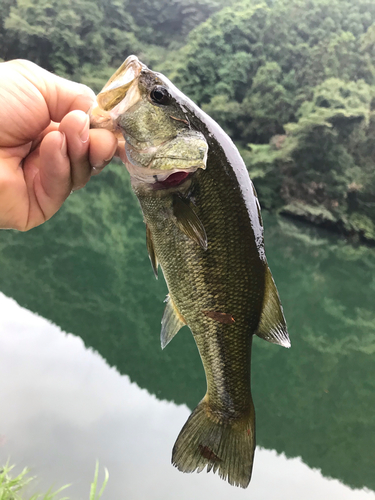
[89,55,143,132]
[124,129,208,188]
[97,55,143,111]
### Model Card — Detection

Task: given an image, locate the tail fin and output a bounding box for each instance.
[172,398,255,488]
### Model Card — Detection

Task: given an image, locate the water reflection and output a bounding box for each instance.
[0,293,373,500]
[0,163,374,492]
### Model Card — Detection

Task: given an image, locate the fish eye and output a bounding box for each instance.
[150,86,170,105]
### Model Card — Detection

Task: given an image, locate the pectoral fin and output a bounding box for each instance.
[161,295,186,349]
[173,195,208,250]
[146,224,158,279]
[255,266,291,348]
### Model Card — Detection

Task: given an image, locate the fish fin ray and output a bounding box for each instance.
[255,266,290,348]
[146,224,158,279]
[172,398,255,488]
[173,195,208,250]
[161,295,186,349]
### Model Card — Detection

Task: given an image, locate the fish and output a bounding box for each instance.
[90,55,290,488]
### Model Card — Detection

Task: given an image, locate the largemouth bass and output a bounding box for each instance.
[90,56,290,488]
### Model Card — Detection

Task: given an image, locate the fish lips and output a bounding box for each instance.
[125,161,204,189]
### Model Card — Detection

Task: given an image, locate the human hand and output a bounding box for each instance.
[0,59,118,231]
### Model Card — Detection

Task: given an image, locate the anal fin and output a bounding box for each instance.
[255,266,291,348]
[146,224,158,279]
[161,295,186,349]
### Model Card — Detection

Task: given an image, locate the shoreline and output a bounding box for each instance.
[279,203,375,247]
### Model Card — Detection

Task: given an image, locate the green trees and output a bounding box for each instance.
[0,0,223,74]
[242,62,294,143]
[247,78,375,239]
[0,0,374,239]
[1,0,143,75]
[170,0,375,135]
[126,0,222,45]
[165,0,375,240]
[3,0,105,73]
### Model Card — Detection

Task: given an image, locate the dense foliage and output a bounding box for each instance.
[0,0,225,81]
[165,0,375,241]
[0,0,375,239]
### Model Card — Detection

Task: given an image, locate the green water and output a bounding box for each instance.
[0,162,374,493]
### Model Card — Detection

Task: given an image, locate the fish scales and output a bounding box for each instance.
[89,55,290,488]
[134,159,264,417]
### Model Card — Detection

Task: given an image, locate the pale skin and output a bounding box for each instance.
[0,59,119,231]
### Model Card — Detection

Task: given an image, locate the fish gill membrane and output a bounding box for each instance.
[89,55,290,489]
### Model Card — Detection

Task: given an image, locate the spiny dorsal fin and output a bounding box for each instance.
[255,266,291,348]
[161,295,186,349]
[146,224,158,279]
[173,195,208,251]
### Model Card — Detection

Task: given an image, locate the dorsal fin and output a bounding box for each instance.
[161,295,186,349]
[172,195,208,251]
[146,224,158,279]
[255,266,290,348]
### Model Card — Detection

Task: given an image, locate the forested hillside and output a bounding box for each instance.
[1,0,375,241]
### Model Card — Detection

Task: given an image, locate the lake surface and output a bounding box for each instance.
[0,163,374,499]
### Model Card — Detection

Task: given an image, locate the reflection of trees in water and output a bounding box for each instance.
[256,214,375,491]
[0,162,374,491]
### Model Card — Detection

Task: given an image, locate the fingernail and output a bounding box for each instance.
[105,151,116,162]
[91,156,112,170]
[60,132,67,157]
[80,115,90,143]
[91,166,102,176]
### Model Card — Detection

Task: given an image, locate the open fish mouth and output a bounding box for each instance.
[89,55,143,130]
[153,170,192,189]
[97,55,143,112]
[125,160,198,189]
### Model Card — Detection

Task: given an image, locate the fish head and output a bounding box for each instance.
[90,55,208,188]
